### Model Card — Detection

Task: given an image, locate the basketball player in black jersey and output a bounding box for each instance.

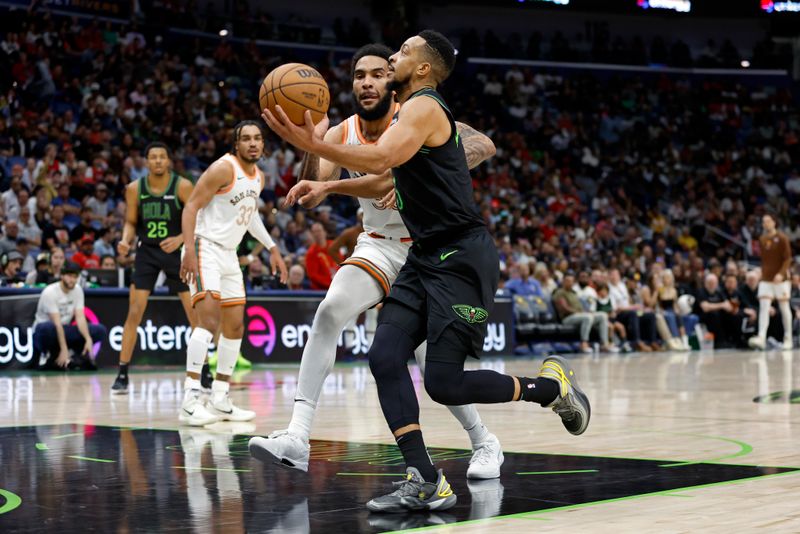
[263,30,591,513]
[111,143,206,394]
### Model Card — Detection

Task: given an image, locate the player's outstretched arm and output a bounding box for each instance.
[263,97,444,175]
[455,122,496,169]
[285,171,393,208]
[180,160,232,284]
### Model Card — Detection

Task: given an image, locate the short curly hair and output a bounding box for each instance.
[418,29,456,83]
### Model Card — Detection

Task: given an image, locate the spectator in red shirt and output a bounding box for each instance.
[71,236,100,269]
[305,222,338,290]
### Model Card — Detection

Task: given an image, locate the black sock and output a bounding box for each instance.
[118,362,129,378]
[517,377,559,406]
[396,430,437,482]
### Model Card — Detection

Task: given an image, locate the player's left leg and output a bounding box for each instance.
[177,289,213,390]
[112,286,151,394]
[206,302,255,422]
[205,252,253,422]
[413,342,504,479]
[777,281,793,349]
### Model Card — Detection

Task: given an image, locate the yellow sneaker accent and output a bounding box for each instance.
[538,360,573,397]
[437,476,453,498]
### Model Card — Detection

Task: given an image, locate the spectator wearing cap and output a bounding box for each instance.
[26,254,51,286]
[0,220,20,255]
[69,207,97,244]
[72,236,100,269]
[25,246,65,286]
[0,250,25,286]
[51,182,81,229]
[17,205,41,247]
[32,261,106,370]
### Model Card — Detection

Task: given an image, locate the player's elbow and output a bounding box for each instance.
[365,158,391,175]
[485,140,497,158]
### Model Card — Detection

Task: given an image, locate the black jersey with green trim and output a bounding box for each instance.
[136,173,183,246]
[391,88,484,244]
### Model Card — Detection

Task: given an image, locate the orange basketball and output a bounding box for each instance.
[259,63,330,126]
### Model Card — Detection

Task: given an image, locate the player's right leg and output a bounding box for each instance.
[249,264,384,471]
[111,285,152,394]
[179,240,223,426]
[412,342,504,479]
[749,282,774,350]
[112,246,161,394]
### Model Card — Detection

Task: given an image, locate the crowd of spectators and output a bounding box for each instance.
[1,7,799,351]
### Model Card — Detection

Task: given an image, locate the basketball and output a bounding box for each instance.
[259,63,330,126]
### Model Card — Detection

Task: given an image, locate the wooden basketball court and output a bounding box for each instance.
[1,350,799,532]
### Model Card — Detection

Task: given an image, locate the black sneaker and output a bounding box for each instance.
[366,467,457,513]
[111,373,129,394]
[538,355,591,436]
[200,363,214,392]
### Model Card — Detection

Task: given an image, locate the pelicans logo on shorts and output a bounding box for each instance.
[452,305,488,324]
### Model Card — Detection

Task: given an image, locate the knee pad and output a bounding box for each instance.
[368,323,415,381]
[423,360,463,406]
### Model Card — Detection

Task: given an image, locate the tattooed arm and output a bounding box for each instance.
[456,121,496,169]
[297,123,343,181]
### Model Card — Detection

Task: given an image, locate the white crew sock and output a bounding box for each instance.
[287,402,315,442]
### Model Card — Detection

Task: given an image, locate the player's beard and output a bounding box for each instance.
[354,90,393,121]
[238,152,261,164]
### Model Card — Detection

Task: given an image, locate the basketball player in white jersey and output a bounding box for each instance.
[249,45,503,479]
[179,120,288,426]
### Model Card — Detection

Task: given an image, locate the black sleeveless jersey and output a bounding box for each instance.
[392,88,485,244]
[136,173,183,246]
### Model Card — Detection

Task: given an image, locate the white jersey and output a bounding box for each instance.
[195,154,262,249]
[342,109,409,240]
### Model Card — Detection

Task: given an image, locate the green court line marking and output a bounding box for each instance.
[3,424,799,472]
[0,489,22,515]
[172,466,251,473]
[53,432,83,440]
[336,473,406,477]
[516,469,599,475]
[390,470,800,533]
[67,455,116,463]
[627,430,755,468]
[35,443,49,450]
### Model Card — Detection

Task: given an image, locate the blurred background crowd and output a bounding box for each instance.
[1,1,799,351]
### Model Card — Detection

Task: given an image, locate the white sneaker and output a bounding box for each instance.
[466,433,504,479]
[249,430,310,472]
[207,392,256,422]
[783,338,793,350]
[179,389,219,426]
[748,336,766,350]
